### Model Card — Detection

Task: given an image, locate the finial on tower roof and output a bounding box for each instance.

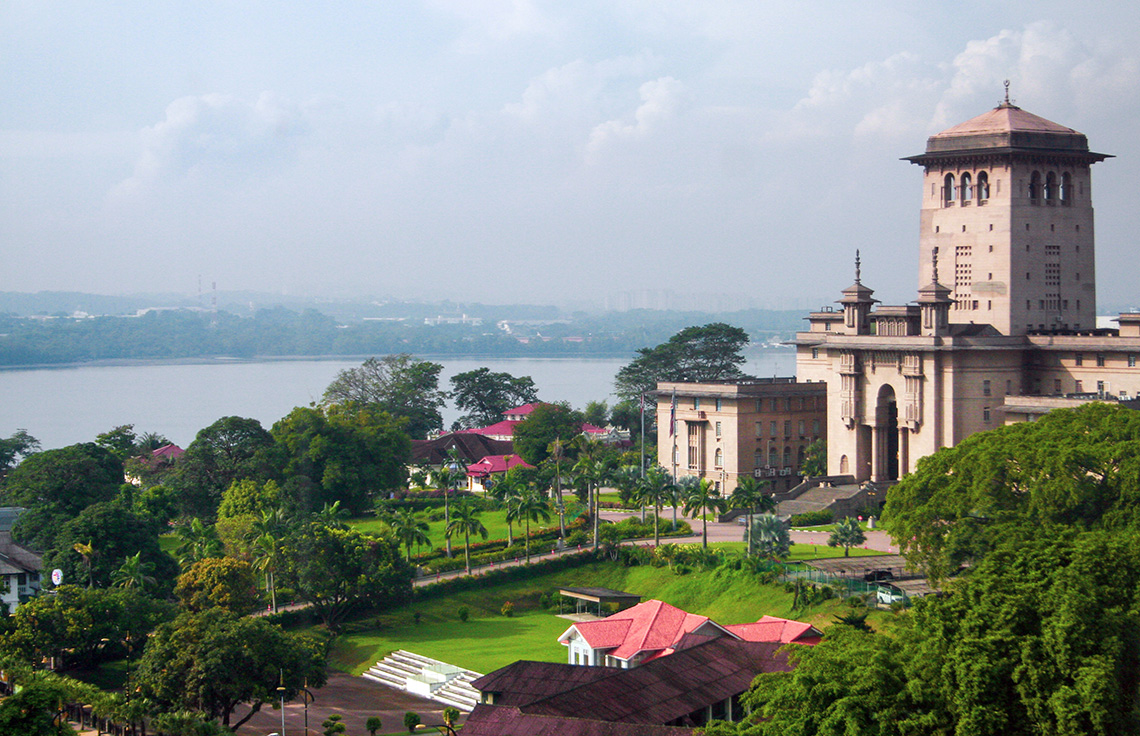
[855,250,862,285]
[932,246,940,284]
[1003,79,1011,106]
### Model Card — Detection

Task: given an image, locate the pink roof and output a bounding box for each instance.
[458,420,520,437]
[723,615,822,645]
[933,104,1080,138]
[467,454,534,476]
[151,444,184,460]
[581,422,606,434]
[559,600,728,662]
[503,403,544,417]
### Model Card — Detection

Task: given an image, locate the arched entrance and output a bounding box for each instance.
[874,384,900,481]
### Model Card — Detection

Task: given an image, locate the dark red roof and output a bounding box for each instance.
[723,615,823,645]
[464,637,792,734]
[466,454,534,476]
[411,433,514,465]
[559,599,725,661]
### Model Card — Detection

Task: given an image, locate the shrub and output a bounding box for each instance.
[402,712,420,734]
[457,605,469,622]
[565,530,588,546]
[501,601,514,617]
[538,592,550,609]
[672,564,692,576]
[789,509,834,527]
[846,595,866,608]
[412,611,421,625]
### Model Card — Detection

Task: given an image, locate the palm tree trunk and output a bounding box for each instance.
[591,484,599,552]
[654,502,660,546]
[747,504,755,556]
[555,459,565,539]
[269,570,277,614]
[444,489,452,558]
[524,517,531,563]
[463,529,471,574]
[702,502,708,549]
[507,515,514,547]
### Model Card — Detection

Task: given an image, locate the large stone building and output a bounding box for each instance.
[796,93,1140,482]
[655,378,826,493]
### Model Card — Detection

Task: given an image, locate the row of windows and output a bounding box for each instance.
[1028,171,1072,204]
[689,396,821,412]
[754,419,821,437]
[941,171,992,206]
[1074,353,1138,368]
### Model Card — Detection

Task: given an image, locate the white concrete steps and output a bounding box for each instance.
[362,649,483,712]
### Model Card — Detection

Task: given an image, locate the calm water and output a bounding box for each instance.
[0,349,795,450]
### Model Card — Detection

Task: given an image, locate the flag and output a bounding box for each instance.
[669,389,677,437]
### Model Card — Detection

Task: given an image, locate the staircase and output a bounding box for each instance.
[363,649,482,712]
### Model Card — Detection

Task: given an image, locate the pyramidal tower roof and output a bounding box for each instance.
[905,85,1110,164]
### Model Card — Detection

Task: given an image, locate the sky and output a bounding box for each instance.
[3,2,1140,311]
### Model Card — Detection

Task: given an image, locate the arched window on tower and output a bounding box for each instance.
[977,171,990,202]
[960,172,973,205]
[782,446,792,467]
[839,455,849,474]
[943,173,956,207]
[1044,172,1057,202]
[1029,171,1042,202]
[1061,172,1072,205]
[714,448,723,468]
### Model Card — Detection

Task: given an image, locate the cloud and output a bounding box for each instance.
[586,76,685,158]
[110,92,307,201]
[426,0,558,52]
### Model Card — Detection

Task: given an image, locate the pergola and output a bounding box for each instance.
[558,587,641,617]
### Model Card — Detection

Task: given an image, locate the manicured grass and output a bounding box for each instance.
[328,559,892,676]
[709,541,887,560]
[349,509,562,553]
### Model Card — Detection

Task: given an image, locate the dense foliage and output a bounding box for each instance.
[614,322,750,400]
[449,367,539,429]
[322,354,447,438]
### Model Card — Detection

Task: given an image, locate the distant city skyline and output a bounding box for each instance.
[4,4,1139,311]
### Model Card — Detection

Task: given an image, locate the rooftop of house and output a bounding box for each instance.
[559,599,727,662]
[411,433,514,465]
[466,454,534,476]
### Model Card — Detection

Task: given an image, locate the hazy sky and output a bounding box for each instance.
[3,2,1139,310]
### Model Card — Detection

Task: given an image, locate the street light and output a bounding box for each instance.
[415,723,458,736]
[276,669,287,736]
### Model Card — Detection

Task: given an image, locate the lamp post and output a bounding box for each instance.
[415,724,458,736]
[276,669,286,736]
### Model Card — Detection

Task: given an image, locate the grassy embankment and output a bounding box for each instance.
[328,553,891,676]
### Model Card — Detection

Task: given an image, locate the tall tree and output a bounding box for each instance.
[322,354,446,438]
[751,514,791,560]
[513,488,552,563]
[680,477,727,549]
[170,416,275,518]
[0,429,40,477]
[448,367,539,429]
[134,608,326,730]
[512,403,585,466]
[385,508,430,563]
[613,323,750,400]
[730,476,775,556]
[433,452,467,559]
[636,467,674,546]
[175,557,260,615]
[445,501,489,575]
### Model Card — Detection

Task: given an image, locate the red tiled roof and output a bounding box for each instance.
[723,615,822,645]
[411,433,514,465]
[559,600,729,662]
[503,402,544,417]
[581,422,606,433]
[460,706,692,736]
[151,443,184,460]
[466,454,534,476]
[458,419,520,438]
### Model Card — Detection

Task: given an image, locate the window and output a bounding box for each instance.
[983,407,991,423]
[961,172,973,204]
[1044,171,1057,201]
[771,399,779,412]
[714,448,723,467]
[1054,379,1062,395]
[811,348,819,359]
[1006,380,1012,395]
[755,422,762,437]
[754,451,764,469]
[1097,380,1105,395]
[1029,171,1042,201]
[769,446,779,466]
[770,421,778,437]
[715,421,722,437]
[784,398,792,411]
[977,171,990,201]
[755,399,763,412]
[1061,172,1072,204]
[798,420,805,437]
[943,173,956,206]
[983,379,991,397]
[693,397,700,409]
[839,455,849,474]
[1075,353,1084,366]
[783,420,792,437]
[715,398,723,411]
[1130,354,1137,368]
[782,446,792,467]
[1075,380,1084,393]
[1097,354,1106,367]
[813,419,821,435]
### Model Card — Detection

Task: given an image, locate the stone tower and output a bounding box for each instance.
[904,90,1110,335]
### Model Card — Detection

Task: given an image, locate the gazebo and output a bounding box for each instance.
[557,587,641,617]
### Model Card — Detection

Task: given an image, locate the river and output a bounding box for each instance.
[0,349,795,450]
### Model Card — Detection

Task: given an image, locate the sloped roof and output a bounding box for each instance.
[504,402,544,417]
[466,454,534,476]
[460,706,692,736]
[411,433,514,465]
[724,615,822,645]
[458,419,520,438]
[934,103,1081,138]
[150,443,184,461]
[471,661,615,707]
[559,599,730,661]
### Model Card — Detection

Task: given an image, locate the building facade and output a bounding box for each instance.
[796,97,1140,482]
[655,379,827,493]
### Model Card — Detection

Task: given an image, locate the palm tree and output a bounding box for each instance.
[730,476,775,556]
[751,513,791,560]
[636,467,673,546]
[546,438,567,539]
[250,533,281,613]
[446,501,489,574]
[514,488,552,563]
[491,475,521,547]
[73,540,95,588]
[435,450,467,559]
[173,518,223,569]
[610,465,642,517]
[111,552,156,591]
[315,500,349,529]
[680,477,727,549]
[572,456,609,551]
[828,516,867,557]
[387,508,431,563]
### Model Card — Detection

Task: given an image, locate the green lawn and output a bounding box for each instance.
[709,541,887,561]
[328,559,892,676]
[349,510,562,553]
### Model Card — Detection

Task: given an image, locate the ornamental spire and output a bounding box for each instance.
[855,249,862,285]
[932,246,939,284]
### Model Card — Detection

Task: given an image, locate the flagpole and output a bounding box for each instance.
[670,388,677,480]
[639,392,646,478]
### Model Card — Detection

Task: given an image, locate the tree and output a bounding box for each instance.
[801,439,827,477]
[0,429,40,477]
[401,712,419,734]
[449,367,539,429]
[681,477,727,549]
[636,467,674,546]
[170,416,275,518]
[282,523,412,631]
[572,453,609,552]
[546,437,568,538]
[96,424,139,460]
[512,403,585,466]
[433,452,467,559]
[217,478,282,519]
[323,354,446,438]
[322,713,347,736]
[271,404,411,514]
[750,514,791,560]
[43,501,178,593]
[134,608,326,729]
[445,501,489,574]
[884,402,1140,580]
[250,532,282,613]
[614,323,749,400]
[582,400,610,428]
[175,557,259,615]
[111,551,157,592]
[0,675,76,735]
[827,517,866,557]
[386,508,430,563]
[173,517,225,569]
[514,488,552,563]
[730,476,775,556]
